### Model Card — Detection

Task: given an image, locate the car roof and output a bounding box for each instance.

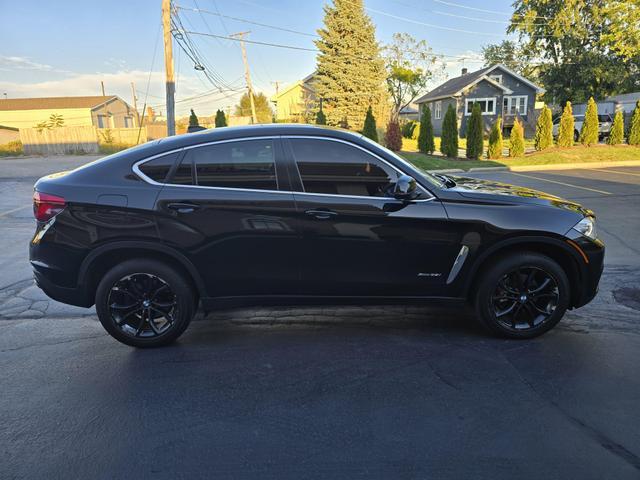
[153,124,365,151]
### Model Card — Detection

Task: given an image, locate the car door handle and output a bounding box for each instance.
[167,202,201,214]
[305,209,338,220]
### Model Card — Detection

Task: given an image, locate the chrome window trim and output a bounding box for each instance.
[133,134,435,202]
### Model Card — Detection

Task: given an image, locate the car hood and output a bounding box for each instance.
[448,175,593,217]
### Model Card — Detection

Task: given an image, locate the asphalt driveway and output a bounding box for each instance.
[1,156,639,479]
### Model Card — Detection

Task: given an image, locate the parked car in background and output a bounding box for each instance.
[29,125,604,347]
[553,114,613,141]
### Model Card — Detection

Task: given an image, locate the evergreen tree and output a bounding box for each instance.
[509,118,525,157]
[629,101,640,146]
[315,104,327,125]
[189,109,199,127]
[418,106,435,154]
[608,111,625,145]
[214,109,227,127]
[384,119,402,151]
[487,117,503,159]
[465,102,484,159]
[580,97,599,146]
[362,106,378,141]
[440,104,459,158]
[557,101,575,147]
[534,105,553,150]
[315,0,389,129]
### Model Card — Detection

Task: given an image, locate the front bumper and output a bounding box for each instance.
[569,236,605,308]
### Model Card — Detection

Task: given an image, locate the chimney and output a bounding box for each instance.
[461,68,468,75]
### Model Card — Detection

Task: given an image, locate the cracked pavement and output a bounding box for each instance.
[1,157,639,479]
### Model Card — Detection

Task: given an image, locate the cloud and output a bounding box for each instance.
[0,69,244,116]
[0,55,73,74]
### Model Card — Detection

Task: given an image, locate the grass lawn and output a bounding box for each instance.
[400,143,640,171]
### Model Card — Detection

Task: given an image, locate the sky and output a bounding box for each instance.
[0,0,518,118]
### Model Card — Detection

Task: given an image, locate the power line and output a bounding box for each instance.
[176,5,317,37]
[431,0,551,19]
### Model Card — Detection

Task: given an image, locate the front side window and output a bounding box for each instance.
[177,139,277,190]
[503,96,528,115]
[289,138,399,198]
[465,98,496,115]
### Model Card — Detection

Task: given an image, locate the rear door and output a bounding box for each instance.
[153,137,300,297]
[283,136,457,297]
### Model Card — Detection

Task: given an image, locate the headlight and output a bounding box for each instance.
[572,216,596,239]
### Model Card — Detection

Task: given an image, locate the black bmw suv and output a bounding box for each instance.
[30,125,604,347]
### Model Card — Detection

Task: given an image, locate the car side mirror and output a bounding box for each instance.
[392,175,419,201]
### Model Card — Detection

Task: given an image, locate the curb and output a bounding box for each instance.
[428,159,640,174]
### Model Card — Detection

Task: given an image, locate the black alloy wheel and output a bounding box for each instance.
[108,273,177,338]
[96,259,196,347]
[491,267,559,331]
[475,252,569,339]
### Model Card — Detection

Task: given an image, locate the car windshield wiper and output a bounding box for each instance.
[433,173,456,188]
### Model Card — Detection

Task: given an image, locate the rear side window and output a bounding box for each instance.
[289,138,398,197]
[171,156,194,185]
[183,139,277,190]
[138,152,180,183]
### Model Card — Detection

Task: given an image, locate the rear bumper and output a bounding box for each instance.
[32,264,93,307]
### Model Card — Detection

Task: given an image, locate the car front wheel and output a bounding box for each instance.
[475,252,570,339]
[95,259,196,347]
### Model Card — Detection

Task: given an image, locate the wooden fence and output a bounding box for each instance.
[20,126,148,155]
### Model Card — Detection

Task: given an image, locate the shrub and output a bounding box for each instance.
[98,142,131,154]
[509,118,525,157]
[441,104,459,158]
[362,106,378,141]
[401,120,416,138]
[580,97,599,146]
[0,140,23,156]
[534,105,553,150]
[465,102,484,159]
[608,111,625,145]
[629,101,640,146]
[411,122,421,140]
[557,101,575,147]
[189,109,199,127]
[487,117,503,159]
[214,109,227,127]
[417,106,435,154]
[384,119,402,151]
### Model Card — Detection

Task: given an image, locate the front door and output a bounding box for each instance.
[155,137,300,297]
[284,137,458,297]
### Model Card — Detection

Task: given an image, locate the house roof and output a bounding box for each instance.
[605,92,640,104]
[415,64,544,103]
[272,73,317,102]
[0,96,118,111]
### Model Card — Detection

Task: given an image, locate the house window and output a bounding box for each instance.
[97,114,109,128]
[489,74,503,84]
[503,96,528,115]
[434,101,442,120]
[124,116,133,128]
[465,98,496,116]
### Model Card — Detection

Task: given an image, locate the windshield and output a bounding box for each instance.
[359,135,445,188]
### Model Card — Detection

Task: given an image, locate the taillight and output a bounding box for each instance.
[33,191,66,222]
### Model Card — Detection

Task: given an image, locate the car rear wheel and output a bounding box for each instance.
[95,259,196,347]
[475,252,570,339]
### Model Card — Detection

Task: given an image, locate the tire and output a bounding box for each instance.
[95,259,196,348]
[474,252,570,339]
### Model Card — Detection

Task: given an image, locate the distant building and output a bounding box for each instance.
[0,96,138,129]
[271,73,317,122]
[605,92,640,114]
[399,104,419,121]
[415,64,545,136]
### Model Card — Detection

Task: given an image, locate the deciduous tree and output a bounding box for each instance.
[235,92,272,123]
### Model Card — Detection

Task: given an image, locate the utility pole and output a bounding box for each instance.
[270,81,281,120]
[162,0,176,136]
[130,82,140,127]
[231,31,257,124]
